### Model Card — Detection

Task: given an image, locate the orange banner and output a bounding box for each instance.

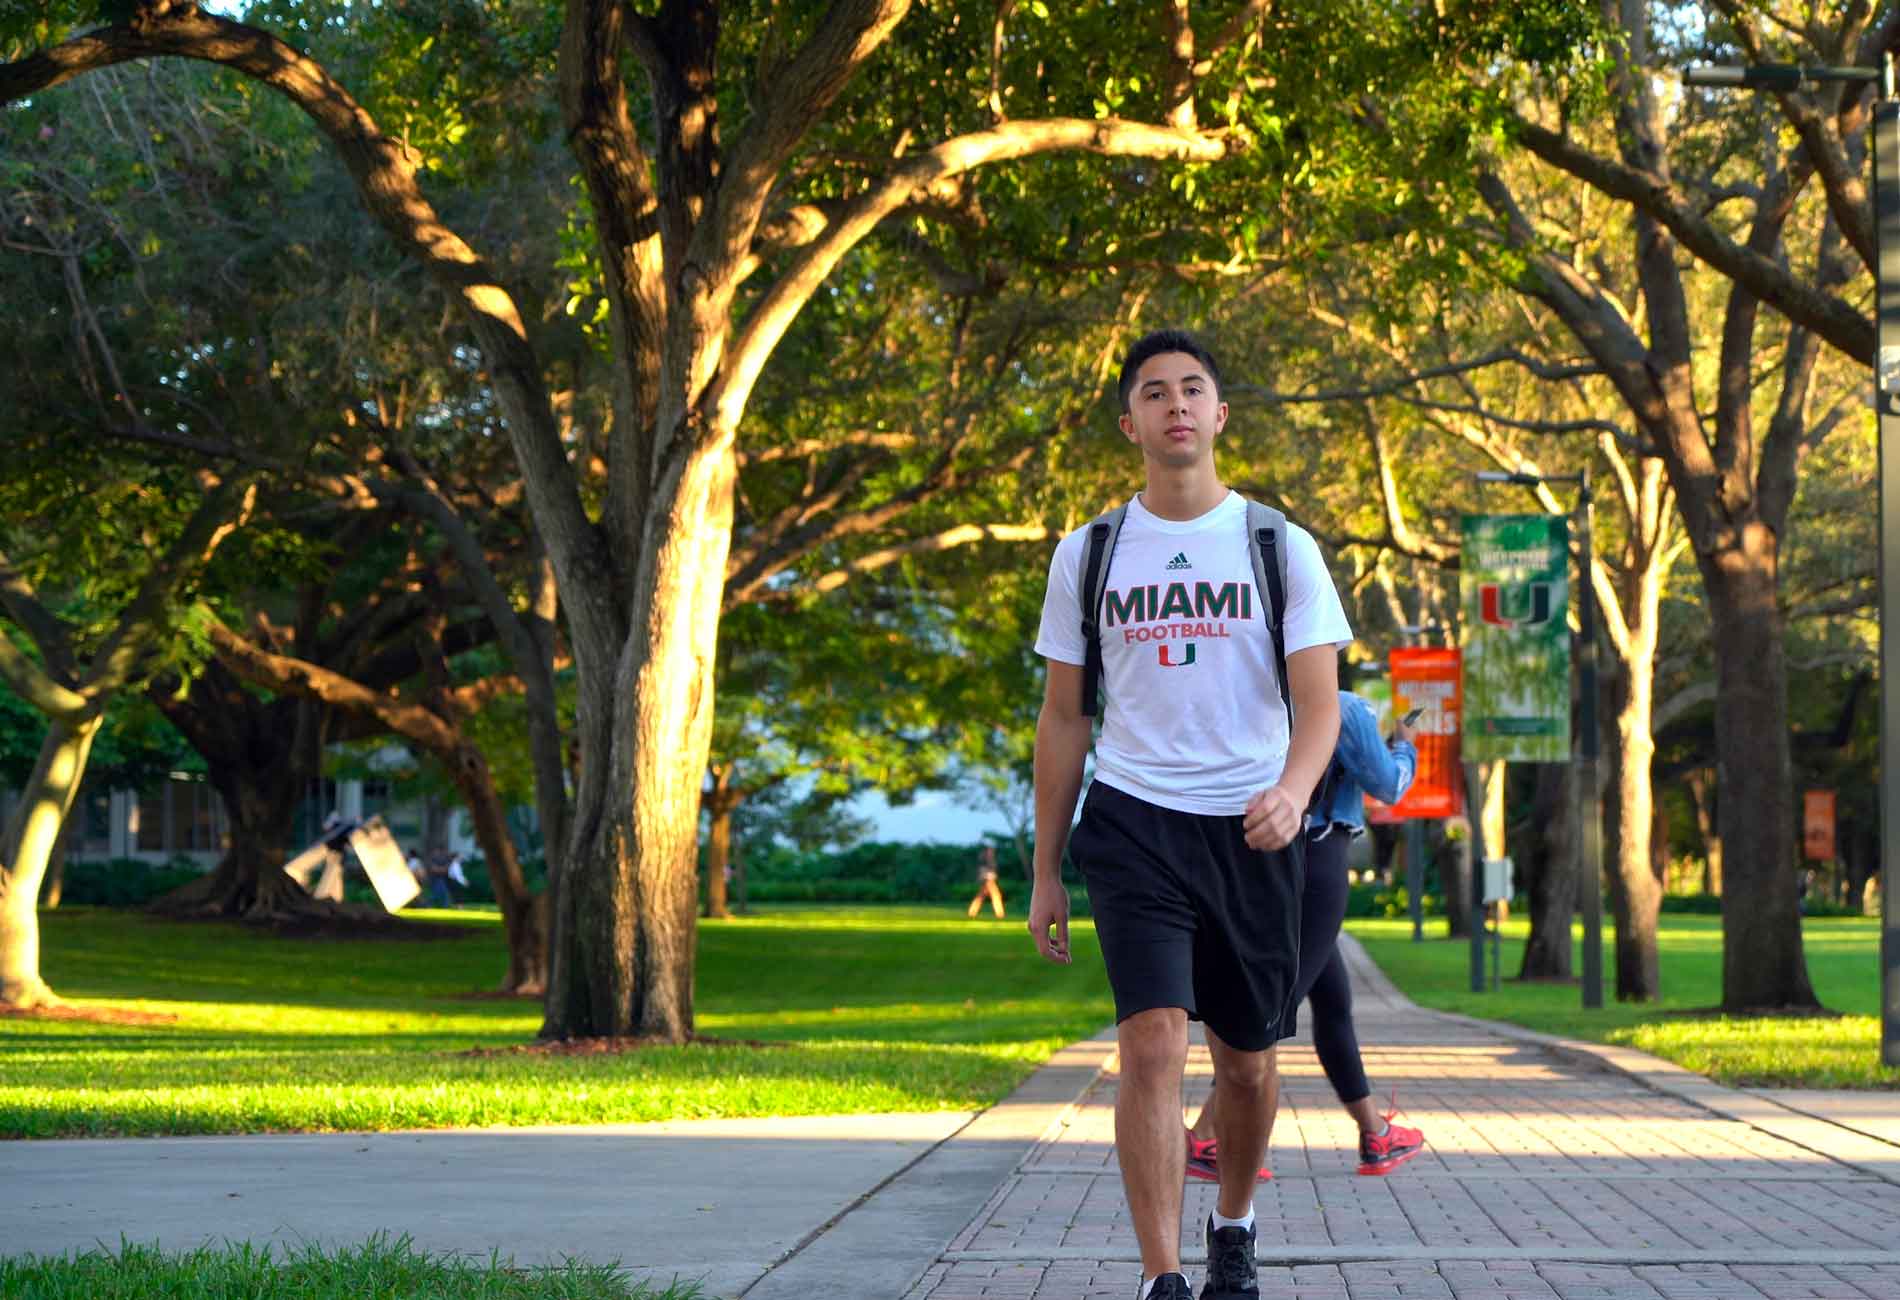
[1365,647,1464,823]
[1803,790,1836,862]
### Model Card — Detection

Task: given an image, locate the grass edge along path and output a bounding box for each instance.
[1,904,1115,1139]
[0,1234,702,1299]
[1346,913,1899,1089]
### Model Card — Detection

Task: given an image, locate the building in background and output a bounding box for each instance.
[1,763,482,871]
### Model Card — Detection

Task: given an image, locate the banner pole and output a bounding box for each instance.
[1578,473,1604,1009]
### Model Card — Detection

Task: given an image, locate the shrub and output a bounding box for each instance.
[736,839,1029,904]
[454,856,548,904]
[52,856,205,907]
[1370,885,1442,918]
[1659,892,1724,914]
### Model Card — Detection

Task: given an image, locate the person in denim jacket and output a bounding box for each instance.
[1186,691,1427,1178]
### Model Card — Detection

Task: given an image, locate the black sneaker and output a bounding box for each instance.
[1146,1272,1193,1299]
[1200,1215,1259,1299]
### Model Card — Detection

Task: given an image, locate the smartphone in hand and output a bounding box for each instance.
[1400,706,1425,727]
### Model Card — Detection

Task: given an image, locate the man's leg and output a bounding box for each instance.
[1192,830,1345,1146]
[1115,1006,1190,1280]
[1186,1049,1278,1148]
[1203,1031,1275,1220]
[988,880,1005,917]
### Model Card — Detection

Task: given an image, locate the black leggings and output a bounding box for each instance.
[1281,829,1371,1106]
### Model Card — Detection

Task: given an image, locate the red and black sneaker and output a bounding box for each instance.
[1357,1116,1424,1176]
[1184,1132,1271,1183]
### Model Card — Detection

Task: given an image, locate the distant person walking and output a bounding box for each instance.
[426,853,453,907]
[967,843,1006,918]
[1186,693,1426,1181]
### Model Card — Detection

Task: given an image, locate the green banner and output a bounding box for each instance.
[1461,514,1569,763]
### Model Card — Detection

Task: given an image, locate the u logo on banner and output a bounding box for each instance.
[1478,583,1556,629]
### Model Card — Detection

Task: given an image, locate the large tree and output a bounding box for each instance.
[0,0,1304,1041]
[4,0,1604,1038]
[0,476,254,1007]
[1470,0,1871,1009]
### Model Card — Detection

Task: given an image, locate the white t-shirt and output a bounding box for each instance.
[1035,491,1352,815]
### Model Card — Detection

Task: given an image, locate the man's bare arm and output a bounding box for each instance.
[1029,659,1091,963]
[1276,645,1341,807]
[1242,645,1341,851]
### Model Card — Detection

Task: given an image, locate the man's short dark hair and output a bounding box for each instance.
[1117,328,1223,412]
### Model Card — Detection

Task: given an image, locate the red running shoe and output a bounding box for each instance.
[1185,1132,1271,1183]
[1357,1116,1424,1175]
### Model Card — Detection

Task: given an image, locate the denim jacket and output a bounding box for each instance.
[1307,690,1416,838]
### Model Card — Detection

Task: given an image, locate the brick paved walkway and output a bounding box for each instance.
[902,940,1900,1300]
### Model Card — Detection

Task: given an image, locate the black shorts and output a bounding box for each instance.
[1068,780,1304,1052]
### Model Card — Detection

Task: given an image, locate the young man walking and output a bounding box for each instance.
[1028,329,1350,1300]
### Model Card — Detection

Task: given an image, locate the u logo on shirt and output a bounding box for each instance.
[1158,642,1197,667]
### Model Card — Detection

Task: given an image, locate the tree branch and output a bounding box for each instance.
[206,620,457,754]
[711,0,912,271]
[0,554,80,687]
[0,6,620,656]
[740,430,920,466]
[1709,0,1875,268]
[86,478,258,694]
[802,522,1054,595]
[715,116,1237,430]
[0,630,88,719]
[1509,114,1873,364]
[1230,348,1604,408]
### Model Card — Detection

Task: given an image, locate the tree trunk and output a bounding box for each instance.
[1602,660,1663,1001]
[0,714,102,1007]
[444,742,547,995]
[1368,822,1399,885]
[149,682,322,920]
[1704,552,1817,1011]
[424,794,450,860]
[1650,798,1669,885]
[40,809,74,909]
[1444,816,1473,939]
[1478,761,1507,864]
[1687,767,1723,895]
[702,767,738,921]
[542,437,734,1042]
[704,808,732,920]
[157,758,313,919]
[1518,761,1575,980]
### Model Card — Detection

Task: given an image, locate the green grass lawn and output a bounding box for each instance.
[1,904,1112,1139]
[1346,912,1900,1088]
[0,1236,697,1299]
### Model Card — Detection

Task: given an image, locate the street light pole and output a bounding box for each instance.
[1684,58,1898,1064]
[1873,68,1900,1068]
[1476,469,1603,1009]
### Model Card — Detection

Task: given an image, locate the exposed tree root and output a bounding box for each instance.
[0,1003,177,1026]
[459,1033,789,1058]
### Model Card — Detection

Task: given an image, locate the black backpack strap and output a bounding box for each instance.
[1078,503,1128,717]
[1245,499,1293,719]
[1247,498,1338,819]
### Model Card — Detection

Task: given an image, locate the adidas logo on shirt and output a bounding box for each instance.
[1165,552,1192,570]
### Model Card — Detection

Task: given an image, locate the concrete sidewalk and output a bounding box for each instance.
[0,1038,1116,1299]
[899,936,1900,1299]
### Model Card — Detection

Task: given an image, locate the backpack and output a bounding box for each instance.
[1077,497,1295,720]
